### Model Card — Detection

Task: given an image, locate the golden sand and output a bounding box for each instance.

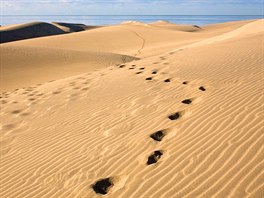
[0,19,263,197]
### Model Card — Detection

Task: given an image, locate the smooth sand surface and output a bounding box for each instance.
[0,19,263,198]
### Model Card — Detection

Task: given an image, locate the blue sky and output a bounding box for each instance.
[0,0,263,15]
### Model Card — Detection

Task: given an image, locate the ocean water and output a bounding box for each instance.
[0,15,263,26]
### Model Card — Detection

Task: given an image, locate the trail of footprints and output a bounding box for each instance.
[1,61,206,195]
[91,63,207,195]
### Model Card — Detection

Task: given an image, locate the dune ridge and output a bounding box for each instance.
[0,19,263,197]
[0,21,89,43]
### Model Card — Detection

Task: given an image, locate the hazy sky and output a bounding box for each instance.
[0,0,263,15]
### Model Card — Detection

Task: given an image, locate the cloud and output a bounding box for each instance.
[0,0,262,15]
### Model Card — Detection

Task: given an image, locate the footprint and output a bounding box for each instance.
[182,81,189,85]
[81,87,89,91]
[150,130,165,141]
[136,71,143,75]
[28,98,35,101]
[139,67,145,70]
[164,78,171,83]
[145,77,153,81]
[11,110,22,114]
[152,70,158,74]
[92,178,113,195]
[52,91,61,95]
[2,123,17,131]
[119,64,125,68]
[147,150,163,165]
[1,100,7,104]
[129,67,135,70]
[182,99,192,104]
[168,112,181,120]
[199,86,206,91]
[21,112,31,116]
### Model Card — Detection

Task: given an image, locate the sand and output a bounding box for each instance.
[0,19,263,198]
[0,22,88,43]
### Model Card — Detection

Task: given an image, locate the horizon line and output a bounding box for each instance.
[1,14,263,16]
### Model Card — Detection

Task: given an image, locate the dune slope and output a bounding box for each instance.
[0,45,137,91]
[0,19,263,198]
[3,19,251,57]
[0,21,88,43]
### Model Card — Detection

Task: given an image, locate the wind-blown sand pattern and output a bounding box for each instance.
[0,19,263,198]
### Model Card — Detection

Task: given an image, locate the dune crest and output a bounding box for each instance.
[169,19,264,53]
[51,22,88,32]
[150,20,202,32]
[121,21,149,26]
[0,21,89,43]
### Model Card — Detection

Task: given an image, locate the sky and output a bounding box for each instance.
[0,0,263,15]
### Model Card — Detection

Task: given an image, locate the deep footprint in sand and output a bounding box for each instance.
[182,99,192,104]
[145,77,153,81]
[92,178,113,195]
[11,110,22,114]
[164,78,171,83]
[136,71,143,74]
[168,112,181,120]
[150,130,165,141]
[147,150,163,165]
[199,86,206,91]
[139,67,145,70]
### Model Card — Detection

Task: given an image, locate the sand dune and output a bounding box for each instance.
[169,19,264,53]
[0,19,263,198]
[1,45,137,91]
[0,21,88,43]
[3,19,251,58]
[150,20,202,32]
[51,22,88,32]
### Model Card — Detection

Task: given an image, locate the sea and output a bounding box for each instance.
[0,15,263,26]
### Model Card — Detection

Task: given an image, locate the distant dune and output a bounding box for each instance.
[0,21,89,43]
[150,20,202,32]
